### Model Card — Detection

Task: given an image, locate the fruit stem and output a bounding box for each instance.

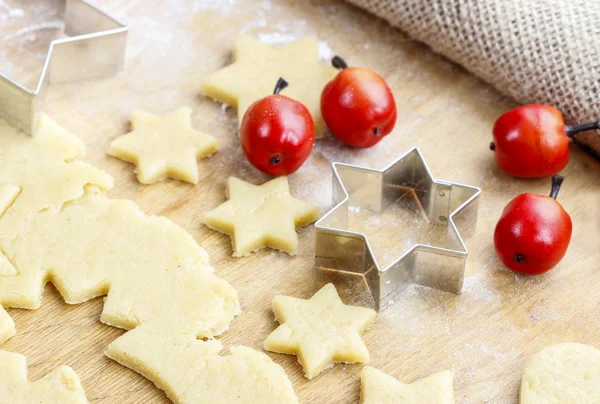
[273,77,288,95]
[549,175,564,199]
[513,253,525,263]
[489,142,496,151]
[332,55,348,70]
[565,121,600,137]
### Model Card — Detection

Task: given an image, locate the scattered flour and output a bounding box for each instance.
[2,21,64,43]
[192,0,238,15]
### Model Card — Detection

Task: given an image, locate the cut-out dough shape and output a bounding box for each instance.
[361,366,454,404]
[264,283,376,379]
[109,107,219,184]
[200,35,336,138]
[520,342,600,403]
[107,322,297,404]
[0,350,88,403]
[0,116,240,378]
[0,306,15,344]
[203,176,319,256]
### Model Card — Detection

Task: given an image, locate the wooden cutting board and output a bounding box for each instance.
[2,0,600,403]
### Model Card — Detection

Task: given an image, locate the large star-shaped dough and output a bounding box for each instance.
[0,351,88,403]
[200,35,337,138]
[361,366,454,404]
[203,176,319,256]
[109,107,219,184]
[263,283,376,379]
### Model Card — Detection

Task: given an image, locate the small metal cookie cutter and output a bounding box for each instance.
[315,147,481,310]
[0,0,128,135]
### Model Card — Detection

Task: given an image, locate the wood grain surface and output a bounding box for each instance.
[1,1,600,403]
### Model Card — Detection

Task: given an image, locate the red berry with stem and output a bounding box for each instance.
[240,77,314,176]
[321,56,397,148]
[490,104,600,178]
[494,175,572,275]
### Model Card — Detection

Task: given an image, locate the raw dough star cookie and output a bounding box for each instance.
[0,115,246,401]
[0,351,88,403]
[361,366,454,404]
[107,322,297,404]
[264,283,376,379]
[200,35,337,138]
[109,107,219,184]
[203,176,319,256]
[520,342,600,403]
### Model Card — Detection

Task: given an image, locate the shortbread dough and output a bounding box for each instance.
[264,283,376,379]
[109,107,219,184]
[520,343,600,403]
[0,115,255,402]
[203,176,319,256]
[200,35,336,138]
[107,322,298,404]
[0,306,15,344]
[361,366,454,404]
[0,350,88,403]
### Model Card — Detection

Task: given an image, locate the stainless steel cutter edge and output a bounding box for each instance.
[314,147,481,311]
[0,0,128,135]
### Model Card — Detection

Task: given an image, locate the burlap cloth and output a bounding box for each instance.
[348,0,600,156]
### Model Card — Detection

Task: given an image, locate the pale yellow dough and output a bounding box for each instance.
[0,116,238,335]
[0,306,15,344]
[361,366,454,404]
[107,322,298,404]
[520,343,600,404]
[203,176,319,256]
[0,350,88,403]
[0,115,296,403]
[200,35,337,138]
[109,107,219,184]
[264,283,376,379]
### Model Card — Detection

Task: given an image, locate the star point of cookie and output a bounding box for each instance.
[109,107,219,184]
[203,176,319,256]
[361,367,454,404]
[264,283,376,379]
[200,35,337,138]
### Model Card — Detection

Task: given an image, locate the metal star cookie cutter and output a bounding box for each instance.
[0,0,128,135]
[314,147,481,311]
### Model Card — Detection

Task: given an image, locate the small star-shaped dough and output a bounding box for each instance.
[203,176,319,256]
[264,283,376,379]
[200,35,337,138]
[361,367,454,404]
[109,107,219,184]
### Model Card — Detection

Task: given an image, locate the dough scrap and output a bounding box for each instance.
[520,342,600,403]
[0,115,240,362]
[203,176,319,256]
[264,283,376,379]
[0,306,15,344]
[0,350,88,403]
[361,366,454,404]
[107,322,298,404]
[109,107,219,184]
[200,35,336,138]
